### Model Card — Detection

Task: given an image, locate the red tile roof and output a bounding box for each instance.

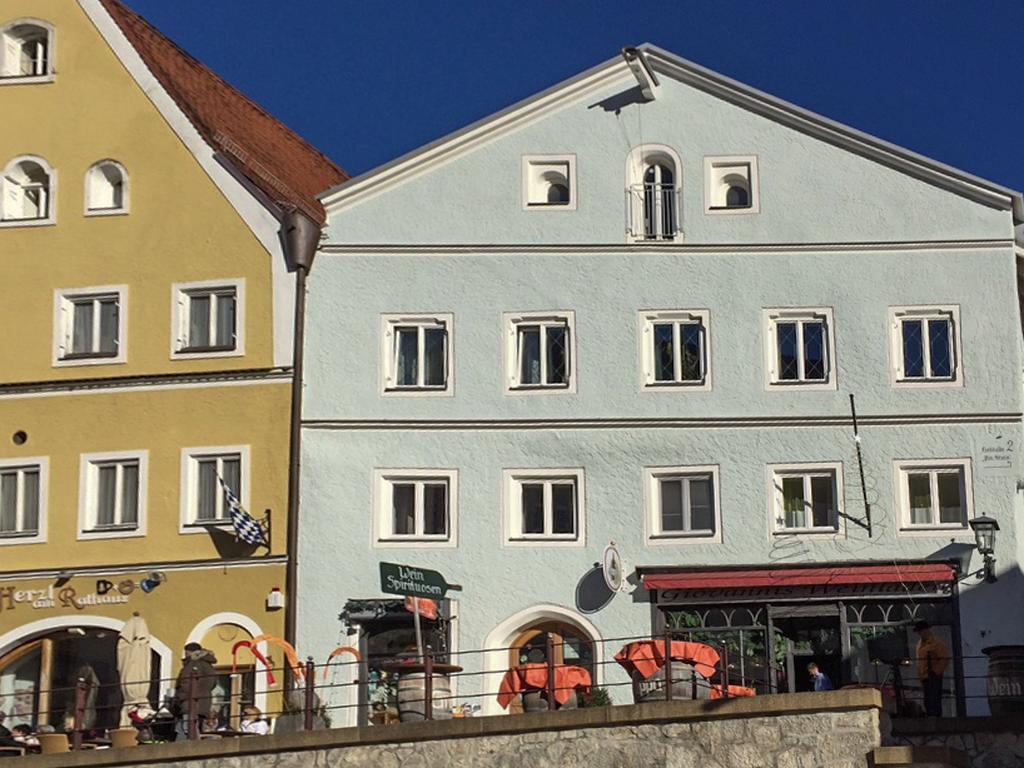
[98,0,347,224]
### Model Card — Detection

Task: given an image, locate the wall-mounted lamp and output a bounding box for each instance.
[266,587,285,610]
[968,516,1000,583]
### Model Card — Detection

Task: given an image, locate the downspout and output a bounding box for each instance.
[281,210,321,652]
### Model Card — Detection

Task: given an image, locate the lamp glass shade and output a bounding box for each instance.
[969,516,998,555]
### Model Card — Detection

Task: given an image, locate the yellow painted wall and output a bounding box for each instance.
[0,381,290,570]
[1,0,279,383]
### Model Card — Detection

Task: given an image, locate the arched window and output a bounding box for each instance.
[2,156,54,223]
[1,20,54,79]
[626,145,681,242]
[725,181,749,208]
[85,161,128,214]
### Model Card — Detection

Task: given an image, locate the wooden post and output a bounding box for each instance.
[304,657,316,731]
[691,669,698,700]
[720,643,730,698]
[545,635,556,711]
[228,673,242,730]
[71,677,85,750]
[663,629,673,702]
[187,667,199,740]
[423,650,434,721]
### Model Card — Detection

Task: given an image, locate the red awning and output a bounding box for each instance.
[642,563,956,591]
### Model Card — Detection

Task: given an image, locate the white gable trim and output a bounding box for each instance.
[78,0,296,367]
[321,44,1022,223]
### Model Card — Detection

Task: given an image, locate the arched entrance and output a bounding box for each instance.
[482,604,602,716]
[185,612,267,717]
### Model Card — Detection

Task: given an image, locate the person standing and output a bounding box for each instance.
[173,643,219,738]
[913,621,950,717]
[807,662,834,691]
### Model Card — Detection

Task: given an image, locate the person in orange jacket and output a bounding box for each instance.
[913,621,950,717]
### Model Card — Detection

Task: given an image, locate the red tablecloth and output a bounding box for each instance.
[615,640,720,681]
[710,684,756,699]
[497,664,592,709]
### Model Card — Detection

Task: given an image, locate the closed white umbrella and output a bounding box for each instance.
[117,613,152,726]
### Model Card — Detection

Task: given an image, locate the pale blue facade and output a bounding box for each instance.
[299,48,1024,719]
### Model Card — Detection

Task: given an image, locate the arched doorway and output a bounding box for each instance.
[505,620,596,714]
[185,613,267,718]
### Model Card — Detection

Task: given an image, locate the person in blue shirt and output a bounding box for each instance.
[807,662,834,691]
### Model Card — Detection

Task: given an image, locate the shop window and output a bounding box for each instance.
[380,314,452,394]
[645,465,720,541]
[54,286,127,366]
[889,306,961,387]
[769,463,843,534]
[79,451,146,538]
[895,459,972,532]
[373,470,457,546]
[640,310,710,389]
[504,469,584,545]
[763,308,836,390]
[172,280,244,358]
[505,312,576,393]
[85,160,128,215]
[0,459,44,541]
[0,21,54,81]
[1,155,55,225]
[181,446,248,529]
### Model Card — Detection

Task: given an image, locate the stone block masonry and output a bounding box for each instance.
[29,690,883,768]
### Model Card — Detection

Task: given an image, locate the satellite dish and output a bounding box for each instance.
[602,541,628,593]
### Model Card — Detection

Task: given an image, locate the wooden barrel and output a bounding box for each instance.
[983,645,1024,715]
[521,689,579,712]
[631,660,711,703]
[396,672,453,722]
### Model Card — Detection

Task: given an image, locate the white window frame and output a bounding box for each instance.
[768,462,845,536]
[52,284,128,367]
[380,313,454,397]
[638,310,711,391]
[888,306,962,389]
[170,279,245,359]
[372,469,458,548]
[625,144,683,243]
[504,311,576,394]
[0,19,56,86]
[503,468,585,547]
[84,159,129,216]
[521,154,577,211]
[644,464,721,544]
[763,308,836,391]
[0,457,47,545]
[704,155,760,214]
[77,450,147,540]
[179,445,250,533]
[0,154,57,227]
[894,458,973,535]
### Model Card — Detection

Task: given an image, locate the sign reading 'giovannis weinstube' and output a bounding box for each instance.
[379,562,461,598]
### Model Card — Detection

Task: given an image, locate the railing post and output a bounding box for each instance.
[720,643,730,698]
[691,669,697,700]
[423,649,434,721]
[545,634,556,711]
[663,629,673,702]
[304,656,316,731]
[71,677,85,750]
[187,667,199,740]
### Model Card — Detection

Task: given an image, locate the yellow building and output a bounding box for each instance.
[0,0,345,728]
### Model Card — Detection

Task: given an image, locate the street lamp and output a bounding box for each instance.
[968,516,999,583]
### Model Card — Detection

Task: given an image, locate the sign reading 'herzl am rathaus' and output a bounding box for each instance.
[379,562,462,599]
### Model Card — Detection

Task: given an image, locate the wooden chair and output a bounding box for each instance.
[37,733,69,754]
[0,745,26,757]
[109,728,138,749]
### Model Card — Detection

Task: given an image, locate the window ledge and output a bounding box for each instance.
[383,386,452,398]
[0,74,54,86]
[54,354,126,368]
[892,377,962,389]
[506,536,583,548]
[773,528,841,536]
[84,207,129,218]
[643,381,710,391]
[0,217,55,228]
[375,538,455,549]
[899,525,969,535]
[171,346,244,360]
[78,526,144,541]
[0,532,44,546]
[181,520,233,535]
[506,384,573,396]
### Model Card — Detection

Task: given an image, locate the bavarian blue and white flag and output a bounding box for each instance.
[218,476,267,546]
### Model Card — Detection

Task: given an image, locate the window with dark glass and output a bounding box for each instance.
[899,315,954,381]
[513,320,570,388]
[513,477,578,539]
[385,478,450,539]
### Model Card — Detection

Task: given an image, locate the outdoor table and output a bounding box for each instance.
[497,663,592,709]
[615,640,720,680]
[710,684,756,699]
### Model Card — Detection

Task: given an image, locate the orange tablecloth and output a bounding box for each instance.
[497,664,592,709]
[710,684,756,699]
[615,640,720,680]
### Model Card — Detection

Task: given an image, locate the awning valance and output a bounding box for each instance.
[642,563,956,592]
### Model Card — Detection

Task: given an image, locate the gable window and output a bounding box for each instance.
[896,460,971,531]
[181,447,247,529]
[381,314,452,394]
[764,309,835,389]
[374,470,456,546]
[172,280,244,358]
[505,469,584,545]
[505,312,575,393]
[522,155,576,210]
[890,307,960,386]
[640,310,709,389]
[770,463,843,534]
[1,156,55,224]
[0,460,44,542]
[85,160,128,215]
[79,452,146,538]
[646,466,720,541]
[0,21,54,82]
[705,156,759,214]
[626,145,681,241]
[54,286,126,366]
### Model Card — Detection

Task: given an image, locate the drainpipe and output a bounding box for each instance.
[281,210,321,652]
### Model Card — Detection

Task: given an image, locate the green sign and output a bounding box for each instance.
[379,562,462,599]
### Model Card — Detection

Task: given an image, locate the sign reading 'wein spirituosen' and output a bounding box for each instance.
[379,562,462,599]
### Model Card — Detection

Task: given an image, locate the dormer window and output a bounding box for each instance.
[1,20,54,82]
[522,155,576,210]
[705,156,759,214]
[1,156,55,225]
[85,160,129,215]
[626,145,682,242]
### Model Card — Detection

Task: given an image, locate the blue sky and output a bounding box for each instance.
[127,1,1024,189]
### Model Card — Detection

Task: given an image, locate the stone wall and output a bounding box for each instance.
[31,690,882,768]
[888,715,1024,768]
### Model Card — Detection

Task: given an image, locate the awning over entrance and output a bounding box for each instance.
[642,563,956,591]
